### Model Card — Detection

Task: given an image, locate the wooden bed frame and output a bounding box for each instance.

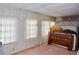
[48,32,74,51]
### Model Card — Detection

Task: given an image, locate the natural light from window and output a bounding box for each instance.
[0,17,16,44]
[26,19,38,39]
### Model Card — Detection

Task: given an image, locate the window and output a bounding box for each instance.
[41,21,55,36]
[26,19,38,39]
[41,21,50,36]
[0,17,16,44]
[50,21,55,27]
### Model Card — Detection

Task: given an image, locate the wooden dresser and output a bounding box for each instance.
[48,32,73,50]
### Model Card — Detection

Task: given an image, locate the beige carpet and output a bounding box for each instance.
[15,43,77,55]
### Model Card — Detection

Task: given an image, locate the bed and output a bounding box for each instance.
[48,26,78,51]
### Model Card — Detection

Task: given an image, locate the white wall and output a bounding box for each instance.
[58,21,79,26]
[56,18,79,35]
[0,5,52,54]
[56,17,79,27]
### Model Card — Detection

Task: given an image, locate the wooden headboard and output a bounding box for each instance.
[48,32,73,50]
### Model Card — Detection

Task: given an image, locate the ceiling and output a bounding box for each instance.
[1,3,79,17]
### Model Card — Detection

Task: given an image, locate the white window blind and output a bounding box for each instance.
[26,19,37,39]
[0,17,16,44]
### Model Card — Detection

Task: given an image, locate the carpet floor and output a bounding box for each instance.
[15,43,77,55]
